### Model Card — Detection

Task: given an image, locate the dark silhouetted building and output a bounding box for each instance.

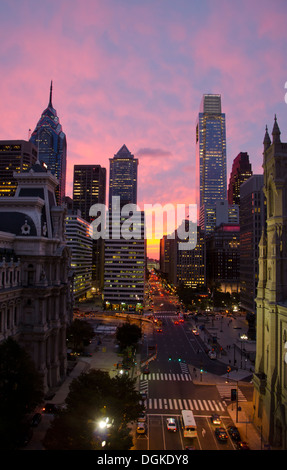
[239,175,266,319]
[72,165,106,290]
[228,152,252,206]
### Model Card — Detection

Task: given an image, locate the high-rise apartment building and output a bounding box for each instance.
[30,82,67,205]
[206,223,240,293]
[0,140,38,197]
[160,223,205,289]
[228,152,253,205]
[103,211,146,309]
[104,145,145,310]
[65,210,93,298]
[196,94,227,233]
[72,165,106,290]
[73,165,106,221]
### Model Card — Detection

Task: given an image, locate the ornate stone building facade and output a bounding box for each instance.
[0,163,73,392]
[253,117,287,449]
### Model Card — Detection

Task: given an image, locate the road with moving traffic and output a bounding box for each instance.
[135,280,252,450]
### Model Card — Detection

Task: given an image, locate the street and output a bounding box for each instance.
[135,279,253,450]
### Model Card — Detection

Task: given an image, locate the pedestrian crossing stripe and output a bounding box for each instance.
[140,372,192,381]
[216,384,247,401]
[144,397,226,412]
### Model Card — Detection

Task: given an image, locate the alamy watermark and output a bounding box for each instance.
[89,196,197,250]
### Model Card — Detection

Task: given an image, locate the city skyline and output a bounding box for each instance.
[0,0,287,258]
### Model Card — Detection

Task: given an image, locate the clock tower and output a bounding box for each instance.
[253,116,287,449]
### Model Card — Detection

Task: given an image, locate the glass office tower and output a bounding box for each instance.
[196,94,227,232]
[109,144,138,209]
[30,82,67,205]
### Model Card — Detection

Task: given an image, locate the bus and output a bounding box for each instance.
[181,410,197,438]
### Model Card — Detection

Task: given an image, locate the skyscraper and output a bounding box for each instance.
[72,164,106,290]
[0,140,38,197]
[228,152,253,205]
[104,145,145,310]
[196,94,227,232]
[30,82,67,205]
[239,175,266,320]
[109,144,138,209]
[73,165,106,222]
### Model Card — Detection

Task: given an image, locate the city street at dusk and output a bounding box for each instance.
[0,0,287,454]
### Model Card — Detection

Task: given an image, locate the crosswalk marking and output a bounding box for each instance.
[140,372,192,381]
[143,397,226,412]
[216,383,247,402]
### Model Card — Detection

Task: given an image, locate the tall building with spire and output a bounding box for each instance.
[30,82,67,205]
[196,94,227,233]
[253,116,287,449]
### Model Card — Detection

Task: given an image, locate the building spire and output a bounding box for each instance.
[272,114,281,144]
[49,80,53,108]
[263,125,271,151]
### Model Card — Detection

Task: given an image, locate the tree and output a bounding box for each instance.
[43,369,144,450]
[67,318,95,352]
[116,322,142,350]
[0,337,44,449]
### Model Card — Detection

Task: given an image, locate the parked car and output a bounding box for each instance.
[215,427,228,442]
[227,425,241,441]
[166,417,177,432]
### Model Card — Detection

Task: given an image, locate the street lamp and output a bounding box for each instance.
[97,416,112,448]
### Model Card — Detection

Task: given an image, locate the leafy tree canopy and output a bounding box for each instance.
[116,322,142,350]
[43,369,144,450]
[67,318,95,351]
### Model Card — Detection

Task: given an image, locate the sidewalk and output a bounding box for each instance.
[195,313,255,381]
[41,313,265,450]
[190,313,266,450]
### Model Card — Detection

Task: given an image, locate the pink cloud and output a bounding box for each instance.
[0,0,287,259]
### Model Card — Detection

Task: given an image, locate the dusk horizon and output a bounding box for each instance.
[1,0,287,259]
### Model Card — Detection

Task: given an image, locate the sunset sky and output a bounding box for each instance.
[1,0,287,258]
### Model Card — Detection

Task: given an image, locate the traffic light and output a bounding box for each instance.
[168,356,172,361]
